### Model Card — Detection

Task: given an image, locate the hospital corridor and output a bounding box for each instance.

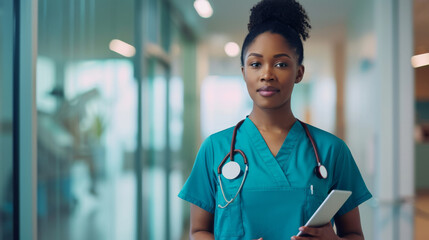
[1,0,429,239]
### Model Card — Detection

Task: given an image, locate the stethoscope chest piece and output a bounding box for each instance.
[315,164,328,179]
[222,161,241,180]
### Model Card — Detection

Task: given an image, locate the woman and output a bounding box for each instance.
[179,0,372,239]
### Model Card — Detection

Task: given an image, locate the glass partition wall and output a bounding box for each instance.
[0,0,16,239]
[36,0,190,239]
[0,0,196,238]
[140,1,187,239]
[37,0,138,239]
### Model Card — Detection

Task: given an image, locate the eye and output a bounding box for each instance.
[249,62,261,68]
[275,62,288,68]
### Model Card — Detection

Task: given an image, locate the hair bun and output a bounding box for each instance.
[248,0,311,41]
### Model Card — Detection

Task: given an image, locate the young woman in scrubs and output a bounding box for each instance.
[179,0,372,239]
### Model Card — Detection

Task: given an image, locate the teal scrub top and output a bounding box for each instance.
[179,118,372,240]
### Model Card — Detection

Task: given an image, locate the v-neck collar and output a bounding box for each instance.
[242,117,305,186]
[275,120,305,172]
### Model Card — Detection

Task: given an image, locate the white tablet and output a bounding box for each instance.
[297,190,352,236]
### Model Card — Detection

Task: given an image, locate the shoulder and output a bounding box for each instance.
[305,124,344,144]
[304,124,359,173]
[194,126,236,170]
[204,125,235,145]
[196,126,235,156]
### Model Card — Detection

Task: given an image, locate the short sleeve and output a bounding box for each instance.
[331,142,372,217]
[178,136,217,214]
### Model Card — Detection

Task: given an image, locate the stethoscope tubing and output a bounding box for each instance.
[298,120,322,167]
[217,119,247,175]
[217,165,248,208]
[217,119,327,208]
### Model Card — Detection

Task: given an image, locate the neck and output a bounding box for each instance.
[248,105,296,132]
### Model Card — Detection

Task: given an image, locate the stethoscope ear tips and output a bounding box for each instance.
[315,165,328,179]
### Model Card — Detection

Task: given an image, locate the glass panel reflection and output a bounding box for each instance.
[0,0,15,238]
[37,1,136,239]
[144,61,168,240]
[142,59,185,239]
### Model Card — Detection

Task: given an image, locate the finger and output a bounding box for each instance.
[291,235,309,240]
[298,226,321,237]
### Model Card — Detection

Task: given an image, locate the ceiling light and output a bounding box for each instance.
[224,42,240,57]
[109,39,136,57]
[194,0,213,18]
[411,53,429,68]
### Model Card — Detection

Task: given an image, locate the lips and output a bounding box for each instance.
[257,86,280,97]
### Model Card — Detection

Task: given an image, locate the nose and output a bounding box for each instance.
[260,65,274,82]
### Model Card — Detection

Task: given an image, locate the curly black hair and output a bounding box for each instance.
[248,0,311,41]
[240,0,311,66]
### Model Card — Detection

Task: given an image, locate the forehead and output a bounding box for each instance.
[246,32,294,55]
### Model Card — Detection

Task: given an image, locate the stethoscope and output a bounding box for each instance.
[217,119,328,208]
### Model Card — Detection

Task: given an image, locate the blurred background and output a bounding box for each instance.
[1,0,428,239]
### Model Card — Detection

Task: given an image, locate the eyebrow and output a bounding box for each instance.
[247,53,292,59]
[248,53,263,58]
[273,53,292,59]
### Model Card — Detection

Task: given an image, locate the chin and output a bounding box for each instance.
[256,103,287,111]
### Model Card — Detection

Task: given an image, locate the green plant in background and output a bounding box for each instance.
[90,114,106,145]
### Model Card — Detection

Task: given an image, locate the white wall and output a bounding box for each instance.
[344,0,414,239]
[344,1,376,238]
